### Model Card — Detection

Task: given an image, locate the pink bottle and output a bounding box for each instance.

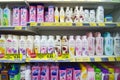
[20,7,28,26]
[67,66,73,80]
[37,5,44,23]
[12,7,20,26]
[29,5,36,22]
[59,67,66,80]
[87,66,95,80]
[73,67,81,80]
[48,6,54,22]
[115,67,120,80]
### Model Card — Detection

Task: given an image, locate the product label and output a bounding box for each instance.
[88,38,95,56]
[19,40,26,55]
[40,46,47,53]
[55,45,61,56]
[30,6,36,22]
[62,46,68,54]
[13,8,20,26]
[73,70,80,80]
[48,46,54,54]
[34,41,40,54]
[37,6,44,22]
[21,8,27,26]
[20,67,26,80]
[114,39,120,55]
[67,69,72,80]
[60,70,66,80]
[109,72,114,80]
[6,40,12,54]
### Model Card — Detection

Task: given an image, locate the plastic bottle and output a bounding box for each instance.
[19,36,26,60]
[55,35,61,57]
[20,64,26,80]
[60,7,65,22]
[0,7,3,26]
[115,68,120,80]
[89,10,96,22]
[47,35,55,54]
[95,32,103,56]
[12,35,18,54]
[84,9,89,22]
[108,68,114,80]
[75,36,82,56]
[40,35,47,53]
[87,67,95,80]
[34,35,40,54]
[101,69,109,80]
[73,66,81,80]
[66,66,73,80]
[6,35,13,54]
[3,5,11,26]
[26,35,34,58]
[114,33,120,56]
[0,35,6,57]
[65,6,70,22]
[95,68,102,80]
[25,65,31,80]
[87,32,95,56]
[104,32,113,55]
[59,67,66,80]
[48,6,54,22]
[96,6,104,22]
[37,5,44,23]
[12,7,20,26]
[74,6,79,23]
[69,36,75,56]
[55,7,59,22]
[29,5,36,22]
[80,64,87,80]
[82,36,88,56]
[62,36,68,54]
[79,6,84,22]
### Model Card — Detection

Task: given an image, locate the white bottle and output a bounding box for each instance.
[19,36,26,60]
[69,36,75,56]
[115,68,120,80]
[55,35,61,57]
[114,33,120,56]
[70,8,73,22]
[79,6,84,22]
[3,5,11,26]
[55,7,59,22]
[61,36,68,54]
[12,35,18,54]
[47,35,55,53]
[96,6,104,22]
[25,65,31,80]
[87,32,95,56]
[75,36,82,56]
[6,34,13,54]
[40,35,47,53]
[26,35,34,57]
[0,34,6,55]
[20,64,26,80]
[74,6,79,23]
[60,7,65,22]
[0,7,3,26]
[65,6,70,22]
[84,9,89,22]
[89,10,96,22]
[34,35,40,54]
[95,32,103,56]
[82,36,88,56]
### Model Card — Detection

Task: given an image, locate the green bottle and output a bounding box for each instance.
[95,68,102,80]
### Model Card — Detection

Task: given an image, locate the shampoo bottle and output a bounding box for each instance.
[25,65,31,80]
[40,35,47,53]
[6,35,12,54]
[79,6,84,22]
[0,7,3,26]
[55,35,61,57]
[55,7,59,22]
[69,36,75,56]
[0,35,6,57]
[12,35,18,54]
[74,6,79,23]
[60,7,65,22]
[34,35,40,55]
[62,36,68,54]
[82,36,88,56]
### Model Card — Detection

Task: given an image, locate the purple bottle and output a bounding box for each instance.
[102,69,109,80]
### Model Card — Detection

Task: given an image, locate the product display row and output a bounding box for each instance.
[0,63,119,80]
[0,4,113,27]
[0,32,120,58]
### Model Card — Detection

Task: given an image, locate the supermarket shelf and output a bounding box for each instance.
[0,27,37,35]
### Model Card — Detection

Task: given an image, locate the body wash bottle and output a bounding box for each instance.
[69,36,75,56]
[60,7,65,22]
[55,7,59,22]
[82,36,88,56]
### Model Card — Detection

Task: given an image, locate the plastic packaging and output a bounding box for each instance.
[34,35,40,54]
[48,6,54,22]
[0,35,6,57]
[29,5,36,22]
[37,5,44,22]
[62,36,68,54]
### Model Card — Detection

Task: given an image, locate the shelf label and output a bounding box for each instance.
[117,22,120,27]
[98,23,105,27]
[108,57,115,61]
[95,57,101,61]
[90,22,97,27]
[59,22,72,26]
[41,22,55,26]
[116,57,120,61]
[14,26,22,30]
[76,22,83,27]
[30,22,37,27]
[76,57,90,62]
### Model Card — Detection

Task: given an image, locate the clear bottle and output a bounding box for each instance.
[75,35,82,56]
[96,6,104,22]
[0,34,6,56]
[26,35,34,57]
[79,6,84,22]
[60,7,65,22]
[74,6,79,23]
[55,7,59,22]
[82,36,88,56]
[12,35,18,54]
[19,36,26,60]
[34,35,40,54]
[89,10,96,22]
[47,35,55,54]
[25,65,31,80]
[65,6,70,22]
[40,35,47,53]
[61,36,68,54]
[6,34,13,54]
[55,35,61,56]
[95,32,103,56]
[84,9,89,22]
[69,36,75,56]
[114,33,120,56]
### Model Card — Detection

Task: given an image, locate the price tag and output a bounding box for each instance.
[37,54,46,59]
[70,58,75,62]
[76,57,90,62]
[62,54,70,59]
[46,53,56,58]
[26,58,30,62]
[98,23,105,27]
[40,22,55,26]
[76,22,83,27]
[60,22,72,26]
[116,57,120,61]
[95,57,101,62]
[117,22,120,27]
[108,57,115,61]
[14,26,22,30]
[4,54,14,60]
[90,22,97,27]
[30,22,37,27]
